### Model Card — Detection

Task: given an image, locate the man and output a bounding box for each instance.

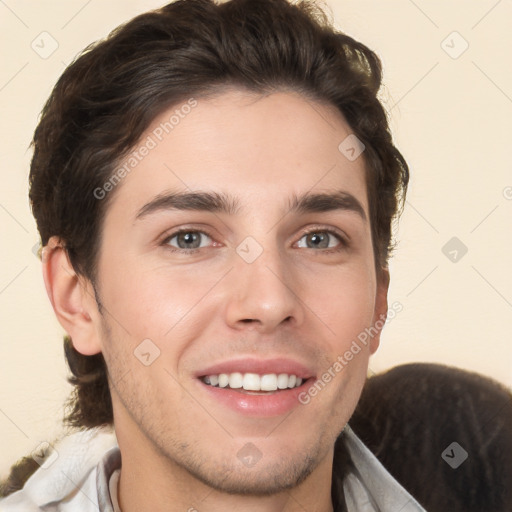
[0,0,425,510]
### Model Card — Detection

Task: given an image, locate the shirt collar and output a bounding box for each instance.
[340,424,426,511]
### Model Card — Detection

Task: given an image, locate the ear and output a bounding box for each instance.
[369,268,389,355]
[42,236,102,356]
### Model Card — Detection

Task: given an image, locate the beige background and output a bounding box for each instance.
[1,0,511,476]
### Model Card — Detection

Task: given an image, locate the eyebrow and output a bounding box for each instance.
[135,189,367,222]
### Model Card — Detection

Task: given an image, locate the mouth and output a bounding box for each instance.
[200,372,304,394]
[195,358,315,416]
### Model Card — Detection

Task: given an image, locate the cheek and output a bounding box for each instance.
[100,255,217,341]
[303,264,376,344]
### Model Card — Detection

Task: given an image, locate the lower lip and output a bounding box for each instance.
[197,380,311,417]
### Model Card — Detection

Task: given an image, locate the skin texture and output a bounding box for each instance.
[43,89,389,512]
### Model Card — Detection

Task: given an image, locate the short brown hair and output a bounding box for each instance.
[29,0,409,429]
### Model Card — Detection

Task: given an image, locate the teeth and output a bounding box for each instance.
[243,373,260,391]
[277,373,289,389]
[218,374,229,388]
[228,372,243,389]
[260,374,277,391]
[203,372,304,391]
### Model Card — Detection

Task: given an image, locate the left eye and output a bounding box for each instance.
[296,230,343,249]
[165,230,212,250]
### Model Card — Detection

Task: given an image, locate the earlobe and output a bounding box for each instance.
[42,236,102,356]
[369,268,390,355]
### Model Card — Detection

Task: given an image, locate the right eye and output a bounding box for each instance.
[162,230,214,253]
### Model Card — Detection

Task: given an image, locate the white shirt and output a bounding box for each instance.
[0,425,425,511]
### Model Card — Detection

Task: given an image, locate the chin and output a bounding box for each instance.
[184,454,319,496]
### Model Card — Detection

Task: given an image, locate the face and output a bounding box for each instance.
[86,89,388,493]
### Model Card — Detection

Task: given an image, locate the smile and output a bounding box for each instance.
[195,357,315,416]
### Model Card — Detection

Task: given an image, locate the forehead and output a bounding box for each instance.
[105,89,369,222]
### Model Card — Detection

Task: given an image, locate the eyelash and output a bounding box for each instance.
[161,227,349,254]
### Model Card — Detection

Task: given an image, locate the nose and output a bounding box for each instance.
[223,242,305,334]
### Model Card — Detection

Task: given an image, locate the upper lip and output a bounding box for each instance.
[195,357,315,380]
